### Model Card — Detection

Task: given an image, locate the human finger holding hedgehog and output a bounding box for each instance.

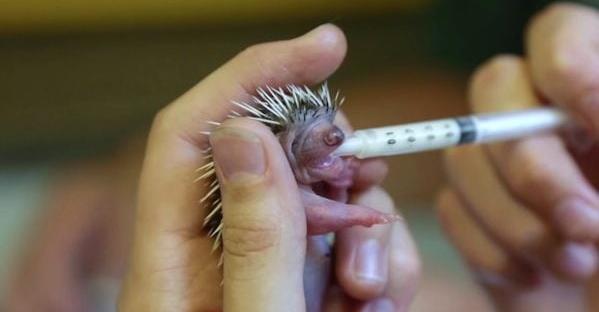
[119,24,420,312]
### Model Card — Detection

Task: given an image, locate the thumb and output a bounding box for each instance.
[210,117,307,312]
[527,4,599,134]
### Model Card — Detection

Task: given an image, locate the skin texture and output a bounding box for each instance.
[118,24,421,312]
[437,3,599,312]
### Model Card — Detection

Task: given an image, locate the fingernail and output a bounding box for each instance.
[354,239,386,283]
[362,298,394,312]
[554,198,599,240]
[579,91,599,134]
[552,243,598,280]
[210,127,266,180]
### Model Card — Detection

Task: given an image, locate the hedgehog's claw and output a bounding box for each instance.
[301,189,401,235]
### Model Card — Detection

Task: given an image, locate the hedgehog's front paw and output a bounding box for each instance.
[300,188,401,235]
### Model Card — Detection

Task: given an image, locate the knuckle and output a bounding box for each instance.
[152,106,169,128]
[223,216,281,258]
[238,43,263,62]
[149,106,174,136]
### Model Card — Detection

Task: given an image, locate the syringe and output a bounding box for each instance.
[334,107,569,159]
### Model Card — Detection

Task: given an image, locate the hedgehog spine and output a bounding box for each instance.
[197,82,344,254]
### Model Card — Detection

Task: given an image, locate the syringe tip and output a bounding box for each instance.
[333,135,362,157]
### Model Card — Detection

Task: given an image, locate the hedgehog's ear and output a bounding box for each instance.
[300,189,400,235]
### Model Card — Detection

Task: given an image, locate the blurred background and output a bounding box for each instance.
[1,0,596,311]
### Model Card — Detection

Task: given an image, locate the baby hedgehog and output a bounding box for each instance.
[198,82,399,254]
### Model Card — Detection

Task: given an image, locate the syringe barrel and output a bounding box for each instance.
[335,108,568,159]
[471,108,567,143]
[343,118,462,158]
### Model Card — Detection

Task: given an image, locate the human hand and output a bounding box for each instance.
[118,24,420,312]
[437,3,599,312]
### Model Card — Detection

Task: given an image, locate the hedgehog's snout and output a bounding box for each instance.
[297,121,344,163]
[283,119,351,185]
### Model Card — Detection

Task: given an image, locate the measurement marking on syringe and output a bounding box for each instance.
[333,108,566,159]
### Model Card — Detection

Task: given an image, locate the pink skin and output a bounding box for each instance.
[278,113,400,235]
[301,187,401,235]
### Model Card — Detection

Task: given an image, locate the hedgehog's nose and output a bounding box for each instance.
[323,126,345,147]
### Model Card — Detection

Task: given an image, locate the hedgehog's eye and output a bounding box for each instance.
[289,120,343,167]
[323,126,344,147]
